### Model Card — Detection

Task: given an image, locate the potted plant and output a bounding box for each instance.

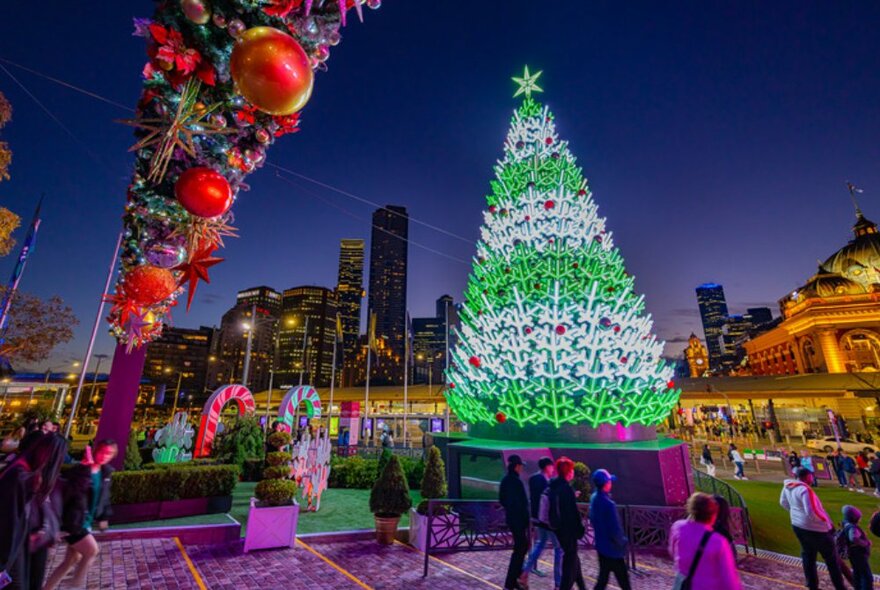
[369,454,412,544]
[244,431,299,552]
[409,446,457,551]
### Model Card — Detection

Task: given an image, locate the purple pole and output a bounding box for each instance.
[95,343,147,470]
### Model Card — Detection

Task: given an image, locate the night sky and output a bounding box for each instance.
[1,2,879,370]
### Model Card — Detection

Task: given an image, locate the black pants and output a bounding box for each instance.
[792,526,846,590]
[558,534,586,590]
[29,547,49,590]
[505,527,530,589]
[594,554,631,590]
[850,550,874,590]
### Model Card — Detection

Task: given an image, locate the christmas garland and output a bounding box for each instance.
[108,0,379,350]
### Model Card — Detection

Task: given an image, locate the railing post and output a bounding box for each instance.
[423,500,432,577]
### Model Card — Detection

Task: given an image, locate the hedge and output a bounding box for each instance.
[111,464,240,505]
[329,455,425,490]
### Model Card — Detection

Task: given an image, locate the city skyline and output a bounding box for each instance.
[1,3,879,370]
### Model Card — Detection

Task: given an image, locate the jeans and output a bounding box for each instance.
[791,526,846,590]
[837,469,848,486]
[734,461,744,478]
[558,534,586,590]
[594,554,631,590]
[850,551,873,590]
[505,527,530,589]
[522,526,562,587]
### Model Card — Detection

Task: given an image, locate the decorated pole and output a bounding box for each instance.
[0,197,42,350]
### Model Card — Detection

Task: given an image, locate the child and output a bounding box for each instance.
[843,505,873,590]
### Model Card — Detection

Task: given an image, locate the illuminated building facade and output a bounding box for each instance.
[368,206,408,384]
[684,334,709,378]
[144,326,216,404]
[745,210,880,375]
[695,283,729,370]
[337,239,365,385]
[278,286,338,387]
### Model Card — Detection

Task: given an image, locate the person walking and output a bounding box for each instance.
[841,505,873,590]
[828,449,847,487]
[589,469,630,590]
[521,457,562,588]
[670,493,741,590]
[869,452,880,498]
[841,451,862,492]
[700,445,716,477]
[499,454,530,590]
[857,451,873,490]
[801,450,817,487]
[728,444,746,480]
[788,448,802,477]
[713,494,737,562]
[550,457,586,590]
[0,433,67,590]
[780,467,846,590]
[44,440,118,590]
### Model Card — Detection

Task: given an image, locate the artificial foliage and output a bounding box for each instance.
[124,430,144,471]
[445,69,680,430]
[417,446,447,514]
[107,0,380,348]
[369,455,412,517]
[255,430,294,505]
[211,415,264,469]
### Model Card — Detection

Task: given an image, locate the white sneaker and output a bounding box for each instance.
[872,490,880,497]
[741,476,749,480]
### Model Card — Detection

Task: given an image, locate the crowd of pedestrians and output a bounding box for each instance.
[0,417,116,590]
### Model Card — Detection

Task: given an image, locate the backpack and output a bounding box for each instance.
[537,485,560,530]
[870,511,880,538]
[835,524,853,560]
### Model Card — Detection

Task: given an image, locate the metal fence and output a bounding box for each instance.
[693,470,757,554]
[422,495,756,576]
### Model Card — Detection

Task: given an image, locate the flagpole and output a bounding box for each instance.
[329,330,337,429]
[364,335,371,442]
[403,312,409,449]
[444,300,450,432]
[0,197,43,342]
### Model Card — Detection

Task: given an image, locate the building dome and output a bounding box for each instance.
[819,213,880,288]
[794,272,867,302]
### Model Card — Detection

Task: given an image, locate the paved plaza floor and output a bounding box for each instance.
[46,535,841,589]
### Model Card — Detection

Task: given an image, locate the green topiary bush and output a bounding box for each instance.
[376,448,392,478]
[211,416,265,469]
[573,462,592,499]
[417,446,447,514]
[263,465,290,480]
[254,479,298,506]
[110,464,240,504]
[266,431,291,451]
[123,430,143,471]
[369,455,412,518]
[266,451,292,467]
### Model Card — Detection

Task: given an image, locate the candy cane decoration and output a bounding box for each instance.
[278,385,322,432]
[194,384,255,457]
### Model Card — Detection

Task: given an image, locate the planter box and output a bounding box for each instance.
[110,495,233,525]
[408,507,459,552]
[243,499,299,553]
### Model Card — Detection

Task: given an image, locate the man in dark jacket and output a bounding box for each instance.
[588,469,630,590]
[521,457,562,587]
[499,454,529,590]
[551,456,586,590]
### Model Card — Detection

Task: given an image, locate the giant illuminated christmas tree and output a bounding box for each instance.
[446,68,680,435]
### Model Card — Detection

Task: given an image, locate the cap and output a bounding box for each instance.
[507,454,524,467]
[592,468,617,487]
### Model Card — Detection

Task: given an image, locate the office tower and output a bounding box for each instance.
[143,326,217,405]
[211,287,281,392]
[720,314,751,371]
[278,286,338,387]
[367,206,408,383]
[412,316,445,384]
[336,239,365,376]
[695,283,729,371]
[746,307,773,326]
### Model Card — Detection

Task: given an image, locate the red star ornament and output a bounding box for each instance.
[174,243,223,311]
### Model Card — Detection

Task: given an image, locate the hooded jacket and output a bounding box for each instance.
[779,479,832,532]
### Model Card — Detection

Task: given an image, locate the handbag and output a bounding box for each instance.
[28,495,60,553]
[672,530,713,590]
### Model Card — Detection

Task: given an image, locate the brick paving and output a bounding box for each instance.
[47,536,846,589]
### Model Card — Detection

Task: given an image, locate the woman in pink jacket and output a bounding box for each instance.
[669,493,742,590]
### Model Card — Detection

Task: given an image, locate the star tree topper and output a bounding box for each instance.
[512,66,543,99]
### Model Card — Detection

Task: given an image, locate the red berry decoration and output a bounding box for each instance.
[534,283,542,290]
[524,327,532,335]
[448,382,455,389]
[544,200,555,210]
[524,215,531,221]
[123,265,178,306]
[555,325,566,335]
[488,205,497,214]
[572,262,579,269]
[469,356,481,368]
[175,167,233,218]
[620,356,628,364]
[667,380,676,390]
[545,137,553,145]
[578,189,587,196]
[594,235,603,243]
[548,237,554,244]
[495,412,507,424]
[613,325,621,333]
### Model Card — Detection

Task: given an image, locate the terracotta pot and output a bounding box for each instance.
[374,514,401,545]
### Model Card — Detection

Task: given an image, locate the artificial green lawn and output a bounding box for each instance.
[112,483,421,537]
[727,478,880,572]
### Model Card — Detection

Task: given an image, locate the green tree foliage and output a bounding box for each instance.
[212,415,264,469]
[123,430,143,471]
[369,455,412,517]
[418,446,447,514]
[573,462,592,499]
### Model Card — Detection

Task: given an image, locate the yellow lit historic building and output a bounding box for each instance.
[684,334,709,377]
[745,208,880,375]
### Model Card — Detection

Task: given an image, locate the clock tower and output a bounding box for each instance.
[685,333,709,377]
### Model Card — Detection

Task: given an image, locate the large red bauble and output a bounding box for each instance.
[230,27,314,116]
[468,356,481,368]
[175,167,233,218]
[123,265,177,306]
[495,412,507,423]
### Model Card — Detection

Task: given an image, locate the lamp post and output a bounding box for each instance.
[241,304,256,388]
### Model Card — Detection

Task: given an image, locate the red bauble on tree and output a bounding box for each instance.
[175,168,233,218]
[230,27,314,116]
[123,265,178,306]
[469,355,481,368]
[495,412,507,423]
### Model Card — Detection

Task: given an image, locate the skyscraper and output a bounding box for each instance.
[367,206,408,383]
[144,325,217,405]
[695,283,729,370]
[336,239,364,376]
[278,286,338,387]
